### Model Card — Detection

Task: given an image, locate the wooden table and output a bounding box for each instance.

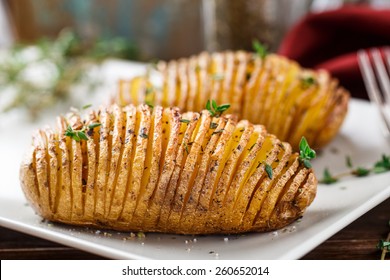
[1,197,388,260]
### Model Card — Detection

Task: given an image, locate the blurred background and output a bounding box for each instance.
[2,0,389,59]
[0,0,389,119]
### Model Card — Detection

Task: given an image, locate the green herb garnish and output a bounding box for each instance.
[145,86,154,95]
[373,154,390,174]
[88,123,102,129]
[377,220,390,260]
[299,137,316,168]
[320,154,390,184]
[301,76,316,88]
[206,100,230,117]
[320,168,338,184]
[64,125,88,142]
[82,104,92,110]
[352,167,370,177]
[252,39,268,59]
[210,122,218,129]
[265,164,273,179]
[180,119,190,124]
[377,240,390,250]
[64,121,101,142]
[183,142,189,154]
[139,133,148,139]
[145,101,154,109]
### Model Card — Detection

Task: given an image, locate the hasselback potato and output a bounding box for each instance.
[20,104,317,234]
[117,51,349,150]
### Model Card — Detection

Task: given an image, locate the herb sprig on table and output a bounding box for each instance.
[377,220,390,260]
[320,154,390,184]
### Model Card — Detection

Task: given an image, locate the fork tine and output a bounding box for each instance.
[371,48,390,105]
[357,49,390,136]
[357,50,383,106]
[385,47,390,72]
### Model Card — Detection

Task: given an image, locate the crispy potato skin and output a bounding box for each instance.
[20,105,317,234]
[117,51,349,150]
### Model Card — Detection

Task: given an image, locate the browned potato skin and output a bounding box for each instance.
[20,105,317,235]
[117,51,350,151]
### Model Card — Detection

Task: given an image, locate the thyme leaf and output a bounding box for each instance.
[265,164,273,179]
[301,76,316,88]
[252,39,268,59]
[180,119,190,124]
[320,168,338,184]
[205,100,230,117]
[64,125,88,142]
[88,123,101,129]
[210,122,218,129]
[299,137,316,169]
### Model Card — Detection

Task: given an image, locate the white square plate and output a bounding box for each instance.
[1,61,389,259]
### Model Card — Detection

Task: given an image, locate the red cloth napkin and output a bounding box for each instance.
[278,5,390,99]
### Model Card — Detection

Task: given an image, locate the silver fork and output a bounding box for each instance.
[357,48,390,137]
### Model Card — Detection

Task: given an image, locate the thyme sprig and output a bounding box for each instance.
[299,137,316,168]
[377,220,390,260]
[301,76,316,88]
[206,100,230,117]
[64,122,101,142]
[0,29,138,120]
[252,39,268,59]
[320,154,390,184]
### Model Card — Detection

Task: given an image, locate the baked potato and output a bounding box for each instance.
[20,104,317,234]
[117,51,349,150]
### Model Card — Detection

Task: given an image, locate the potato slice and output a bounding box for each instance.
[94,108,111,219]
[240,136,283,231]
[70,133,83,221]
[220,124,267,230]
[157,112,199,230]
[107,105,137,220]
[142,107,181,229]
[55,117,72,221]
[104,104,126,217]
[20,146,40,214]
[206,120,253,227]
[230,51,249,116]
[269,166,310,229]
[120,105,151,223]
[83,110,100,220]
[178,116,226,232]
[165,110,212,232]
[191,117,237,233]
[46,129,58,213]
[34,130,51,218]
[177,59,189,110]
[132,106,163,227]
